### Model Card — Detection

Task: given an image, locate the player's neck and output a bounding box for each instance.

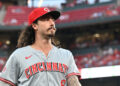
[33,39,52,48]
[31,35,53,57]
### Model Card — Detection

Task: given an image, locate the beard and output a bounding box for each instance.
[43,30,56,39]
[47,26,56,37]
[47,32,55,38]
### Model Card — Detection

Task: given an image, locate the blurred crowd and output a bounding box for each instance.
[75,47,120,68]
[70,32,120,68]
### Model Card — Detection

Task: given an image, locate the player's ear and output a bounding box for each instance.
[32,23,38,31]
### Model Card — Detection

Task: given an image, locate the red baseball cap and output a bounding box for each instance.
[28,7,60,25]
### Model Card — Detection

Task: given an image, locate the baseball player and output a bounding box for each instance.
[0,7,82,86]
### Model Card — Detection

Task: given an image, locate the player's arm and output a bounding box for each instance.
[67,75,82,86]
[0,81,11,86]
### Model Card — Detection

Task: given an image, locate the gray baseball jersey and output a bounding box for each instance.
[0,45,80,86]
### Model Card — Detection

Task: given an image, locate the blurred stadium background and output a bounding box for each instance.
[0,0,120,86]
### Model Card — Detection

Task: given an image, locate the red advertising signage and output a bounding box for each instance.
[56,4,120,24]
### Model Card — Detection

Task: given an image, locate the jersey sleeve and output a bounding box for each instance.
[65,51,81,78]
[0,52,19,86]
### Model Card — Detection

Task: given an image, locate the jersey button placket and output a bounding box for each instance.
[41,52,50,86]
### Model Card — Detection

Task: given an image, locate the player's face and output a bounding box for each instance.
[34,14,56,38]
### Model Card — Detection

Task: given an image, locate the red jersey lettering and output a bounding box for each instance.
[32,64,38,74]
[46,62,52,71]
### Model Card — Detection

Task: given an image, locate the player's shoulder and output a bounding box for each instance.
[55,46,72,55]
[11,45,31,55]
[58,47,71,52]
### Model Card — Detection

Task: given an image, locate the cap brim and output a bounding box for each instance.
[43,11,61,20]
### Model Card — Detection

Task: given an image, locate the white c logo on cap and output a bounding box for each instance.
[44,8,50,12]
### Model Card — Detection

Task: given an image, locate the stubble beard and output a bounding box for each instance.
[47,29,56,37]
[47,32,55,38]
[46,26,56,38]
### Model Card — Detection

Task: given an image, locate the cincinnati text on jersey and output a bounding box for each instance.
[25,62,68,79]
